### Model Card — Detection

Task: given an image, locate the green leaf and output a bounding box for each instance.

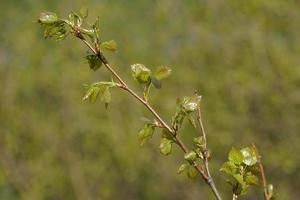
[43,22,68,40]
[159,138,172,155]
[38,12,58,24]
[100,86,111,108]
[244,172,259,185]
[193,136,205,149]
[187,166,197,179]
[177,163,188,174]
[79,7,88,19]
[154,66,172,80]
[229,147,244,165]
[131,64,152,84]
[233,174,244,185]
[101,40,118,52]
[82,86,100,103]
[86,54,102,71]
[241,147,258,166]
[184,151,197,162]
[220,161,238,176]
[182,96,201,113]
[138,124,155,146]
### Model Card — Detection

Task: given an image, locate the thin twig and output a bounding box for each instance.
[253,145,271,200]
[196,104,222,200]
[77,33,221,200]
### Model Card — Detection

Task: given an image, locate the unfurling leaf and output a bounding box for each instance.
[82,82,117,105]
[101,40,118,52]
[228,147,244,165]
[159,138,172,155]
[220,161,238,176]
[182,96,201,113]
[154,66,172,80]
[193,136,205,149]
[138,124,155,146]
[86,54,102,71]
[241,147,258,166]
[184,151,197,162]
[244,172,259,185]
[187,166,197,179]
[38,12,59,24]
[177,163,188,174]
[82,86,100,103]
[131,64,152,84]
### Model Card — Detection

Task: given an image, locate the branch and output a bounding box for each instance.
[196,101,222,200]
[78,33,221,200]
[253,145,271,200]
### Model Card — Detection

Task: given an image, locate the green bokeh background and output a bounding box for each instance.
[0,0,299,199]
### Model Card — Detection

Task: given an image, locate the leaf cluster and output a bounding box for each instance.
[220,147,260,196]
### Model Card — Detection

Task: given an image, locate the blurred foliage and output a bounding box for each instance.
[0,0,299,199]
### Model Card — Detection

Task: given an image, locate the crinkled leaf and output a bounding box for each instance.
[182,96,201,113]
[101,40,117,52]
[86,54,102,71]
[131,64,152,84]
[193,136,205,149]
[245,172,259,185]
[229,147,244,165]
[154,66,172,80]
[82,86,100,103]
[38,12,58,24]
[241,147,258,166]
[139,124,155,146]
[184,151,197,162]
[159,138,172,155]
[177,163,188,174]
[220,161,238,176]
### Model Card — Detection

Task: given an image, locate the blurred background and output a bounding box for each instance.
[0,0,299,199]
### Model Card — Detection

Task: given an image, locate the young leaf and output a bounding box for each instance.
[182,96,201,113]
[38,12,59,24]
[138,124,155,146]
[82,86,100,103]
[187,115,197,128]
[79,7,88,19]
[241,147,258,166]
[154,66,172,80]
[228,147,244,165]
[101,40,117,52]
[220,161,238,176]
[100,86,111,108]
[244,172,259,185]
[187,166,197,179]
[193,136,205,149]
[159,138,172,155]
[131,64,152,84]
[184,151,197,162]
[86,54,102,71]
[177,163,188,174]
